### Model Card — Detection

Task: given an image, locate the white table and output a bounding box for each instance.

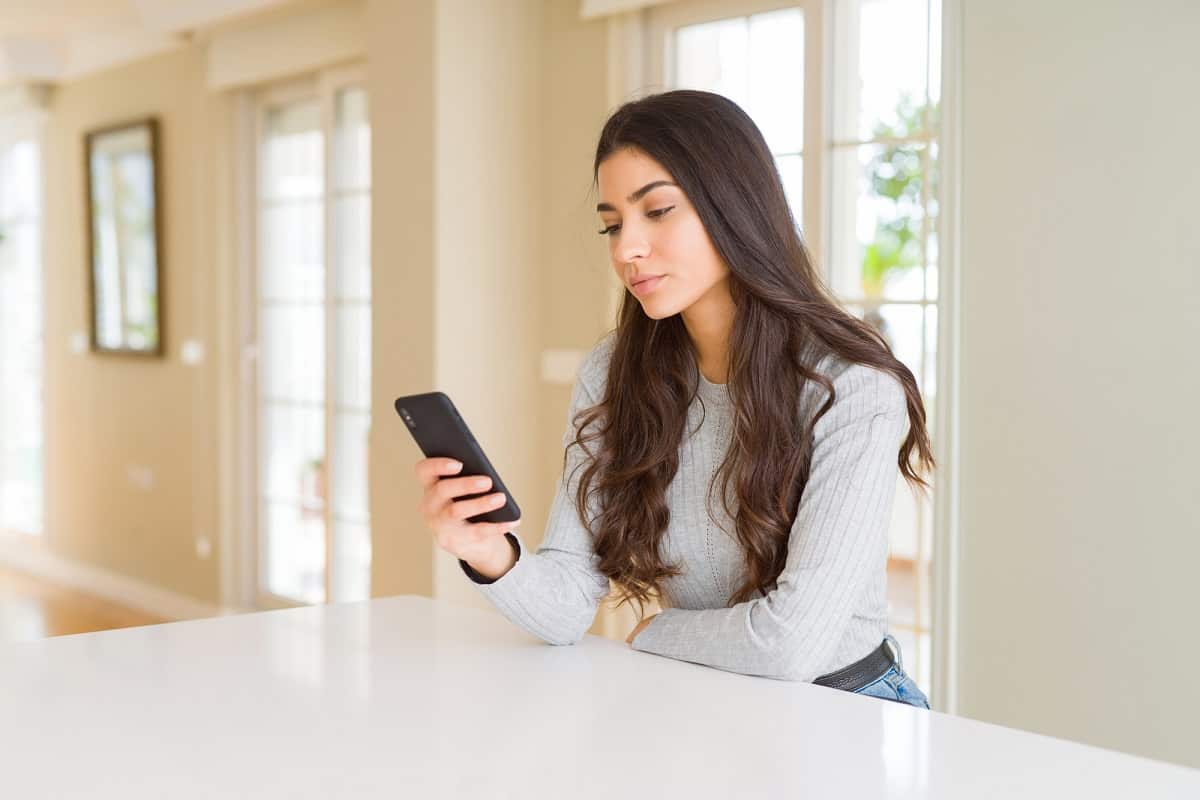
[1,595,1197,798]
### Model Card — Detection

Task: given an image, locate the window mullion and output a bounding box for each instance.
[803,0,826,265]
[321,76,337,605]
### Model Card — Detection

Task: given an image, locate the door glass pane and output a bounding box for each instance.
[262,102,323,200]
[830,143,927,301]
[675,17,749,106]
[675,9,805,226]
[927,0,943,108]
[261,200,324,302]
[333,519,371,604]
[333,86,372,602]
[875,303,924,385]
[332,411,369,520]
[924,140,940,301]
[334,88,371,192]
[923,303,938,403]
[334,305,371,411]
[747,9,805,154]
[261,404,324,505]
[261,305,324,403]
[776,154,803,230]
[333,194,370,301]
[0,145,44,536]
[261,403,326,604]
[843,0,934,142]
[259,97,326,604]
[263,500,325,605]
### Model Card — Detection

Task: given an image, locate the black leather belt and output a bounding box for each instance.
[812,639,897,692]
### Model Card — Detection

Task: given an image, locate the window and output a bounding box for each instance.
[827,0,941,695]
[251,70,372,606]
[0,125,44,538]
[648,0,942,693]
[649,0,823,254]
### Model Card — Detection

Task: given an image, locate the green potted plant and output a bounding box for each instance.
[299,456,326,521]
[860,93,938,346]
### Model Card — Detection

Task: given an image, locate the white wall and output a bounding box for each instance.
[956,0,1200,768]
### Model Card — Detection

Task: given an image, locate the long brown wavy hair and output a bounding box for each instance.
[570,90,935,619]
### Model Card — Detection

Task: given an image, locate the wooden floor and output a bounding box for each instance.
[0,566,163,644]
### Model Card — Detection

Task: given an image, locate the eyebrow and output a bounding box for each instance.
[596,180,678,213]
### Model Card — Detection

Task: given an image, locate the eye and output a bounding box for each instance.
[596,206,675,237]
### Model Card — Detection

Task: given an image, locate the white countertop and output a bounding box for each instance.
[1,595,1197,798]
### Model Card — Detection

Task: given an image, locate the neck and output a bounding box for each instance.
[681,277,735,385]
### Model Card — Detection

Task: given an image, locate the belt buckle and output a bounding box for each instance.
[882,634,902,669]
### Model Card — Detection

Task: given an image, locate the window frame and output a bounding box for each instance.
[646,0,828,265]
[606,0,963,713]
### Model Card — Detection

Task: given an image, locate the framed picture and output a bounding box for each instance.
[84,116,164,356]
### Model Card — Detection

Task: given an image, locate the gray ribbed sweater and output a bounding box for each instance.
[459,332,911,682]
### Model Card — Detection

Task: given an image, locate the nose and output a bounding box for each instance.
[616,229,649,264]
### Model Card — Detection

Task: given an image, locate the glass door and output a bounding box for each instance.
[252,69,372,608]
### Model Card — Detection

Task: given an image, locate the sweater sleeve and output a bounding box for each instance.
[629,363,911,681]
[457,346,613,645]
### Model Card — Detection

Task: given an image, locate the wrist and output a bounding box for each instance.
[466,533,518,581]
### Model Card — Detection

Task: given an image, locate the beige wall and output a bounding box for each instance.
[536,3,664,639]
[534,0,630,638]
[24,0,616,616]
[430,0,546,610]
[41,45,227,605]
[363,0,437,599]
[956,0,1200,769]
[364,0,615,613]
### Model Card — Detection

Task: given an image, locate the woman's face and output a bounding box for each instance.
[596,147,730,321]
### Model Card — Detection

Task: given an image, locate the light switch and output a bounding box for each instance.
[181,339,205,365]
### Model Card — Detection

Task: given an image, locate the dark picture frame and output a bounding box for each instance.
[84,116,165,357]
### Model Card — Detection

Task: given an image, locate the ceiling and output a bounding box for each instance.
[0,0,295,84]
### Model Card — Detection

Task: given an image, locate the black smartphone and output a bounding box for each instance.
[394,392,521,524]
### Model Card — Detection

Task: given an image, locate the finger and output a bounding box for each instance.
[434,474,493,504]
[416,458,462,489]
[447,492,508,522]
[423,472,482,518]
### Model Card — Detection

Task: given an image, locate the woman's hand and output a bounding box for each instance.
[415,457,521,577]
[626,613,659,645]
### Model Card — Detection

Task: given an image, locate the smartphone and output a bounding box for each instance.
[394,392,521,524]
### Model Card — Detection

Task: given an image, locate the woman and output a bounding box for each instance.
[414,90,935,709]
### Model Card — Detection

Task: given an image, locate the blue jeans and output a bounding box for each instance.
[851,634,931,710]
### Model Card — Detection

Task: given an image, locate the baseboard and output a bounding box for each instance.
[0,535,244,622]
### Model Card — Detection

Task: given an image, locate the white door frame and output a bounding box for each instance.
[230,64,369,612]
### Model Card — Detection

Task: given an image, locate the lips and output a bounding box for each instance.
[631,275,665,297]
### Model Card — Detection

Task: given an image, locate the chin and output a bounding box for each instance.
[637,298,681,320]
